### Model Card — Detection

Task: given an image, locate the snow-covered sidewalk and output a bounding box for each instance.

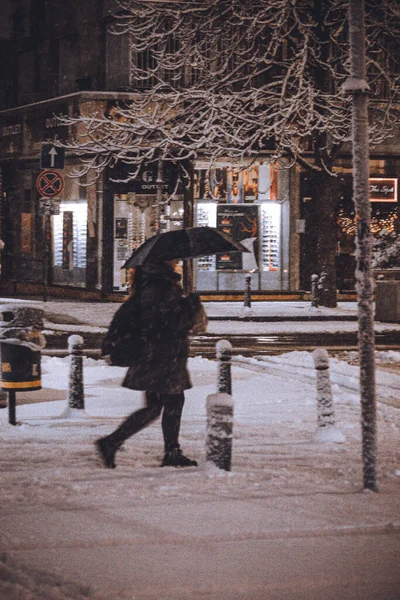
[2,298,361,326]
[0,351,399,599]
[2,298,400,339]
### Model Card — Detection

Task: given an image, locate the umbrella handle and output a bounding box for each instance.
[183,259,193,295]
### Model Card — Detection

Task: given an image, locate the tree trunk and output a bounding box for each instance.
[311,172,341,308]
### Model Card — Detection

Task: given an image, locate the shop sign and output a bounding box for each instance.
[117,239,129,261]
[28,103,69,145]
[115,218,128,239]
[134,164,170,194]
[39,197,61,216]
[0,121,23,159]
[216,204,259,271]
[36,170,64,197]
[369,178,398,202]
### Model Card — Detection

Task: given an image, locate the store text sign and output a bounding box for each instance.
[369,178,397,202]
[216,204,259,271]
[0,121,23,158]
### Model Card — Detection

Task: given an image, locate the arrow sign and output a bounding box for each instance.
[40,144,65,169]
[49,146,58,168]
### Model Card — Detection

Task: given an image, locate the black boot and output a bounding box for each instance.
[161,445,198,468]
[95,437,122,469]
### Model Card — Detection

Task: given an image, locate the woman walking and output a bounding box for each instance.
[96,259,206,469]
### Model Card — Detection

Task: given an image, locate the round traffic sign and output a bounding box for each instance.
[36,170,64,197]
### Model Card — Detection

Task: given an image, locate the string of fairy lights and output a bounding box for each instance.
[337,207,398,237]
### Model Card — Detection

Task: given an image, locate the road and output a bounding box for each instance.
[190,331,400,357]
[42,330,400,358]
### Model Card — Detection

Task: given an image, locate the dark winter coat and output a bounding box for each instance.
[121,262,202,394]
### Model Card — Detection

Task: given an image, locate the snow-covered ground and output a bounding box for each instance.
[1,298,400,338]
[0,348,399,599]
[3,298,359,327]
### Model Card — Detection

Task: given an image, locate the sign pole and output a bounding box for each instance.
[183,160,194,295]
[42,212,51,302]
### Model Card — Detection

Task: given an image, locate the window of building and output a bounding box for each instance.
[59,34,80,94]
[105,25,132,90]
[17,50,35,104]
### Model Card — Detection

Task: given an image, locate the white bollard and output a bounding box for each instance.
[312,348,345,443]
[311,274,319,307]
[206,393,234,471]
[206,340,234,470]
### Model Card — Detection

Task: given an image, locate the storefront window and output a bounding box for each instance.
[335,173,399,288]
[337,177,398,245]
[113,194,184,291]
[194,162,288,292]
[52,200,87,287]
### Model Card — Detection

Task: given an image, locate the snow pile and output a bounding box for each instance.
[372,228,400,269]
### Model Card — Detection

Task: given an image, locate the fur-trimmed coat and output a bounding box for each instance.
[121,262,202,394]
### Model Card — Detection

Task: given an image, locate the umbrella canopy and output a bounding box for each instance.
[122,227,249,269]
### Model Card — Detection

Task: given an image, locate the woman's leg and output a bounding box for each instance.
[96,392,163,468]
[161,393,197,467]
[110,392,163,444]
[161,392,185,451]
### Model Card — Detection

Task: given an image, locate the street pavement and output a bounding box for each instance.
[2,493,399,600]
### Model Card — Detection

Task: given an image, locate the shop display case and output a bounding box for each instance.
[195,202,217,272]
[112,195,184,291]
[260,203,281,272]
[52,200,88,287]
[194,198,285,291]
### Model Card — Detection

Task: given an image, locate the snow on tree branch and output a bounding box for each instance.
[56,0,400,182]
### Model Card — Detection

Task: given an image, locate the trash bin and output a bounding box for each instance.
[375,281,400,323]
[0,305,46,392]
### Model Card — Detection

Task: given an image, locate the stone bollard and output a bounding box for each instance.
[68,335,84,410]
[312,348,345,443]
[311,274,319,307]
[206,340,234,471]
[244,275,252,309]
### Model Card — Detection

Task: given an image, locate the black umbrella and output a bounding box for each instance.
[122,226,249,269]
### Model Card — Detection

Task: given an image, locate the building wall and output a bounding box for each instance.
[0,0,398,297]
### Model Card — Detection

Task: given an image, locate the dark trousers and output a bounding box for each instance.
[107,392,185,451]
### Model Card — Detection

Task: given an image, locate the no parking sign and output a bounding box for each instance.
[36,170,64,197]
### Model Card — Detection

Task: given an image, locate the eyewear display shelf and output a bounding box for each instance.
[195,201,282,291]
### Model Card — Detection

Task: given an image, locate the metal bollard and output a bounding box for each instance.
[312,348,345,443]
[311,274,319,307]
[68,335,84,410]
[206,340,234,471]
[244,275,252,309]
